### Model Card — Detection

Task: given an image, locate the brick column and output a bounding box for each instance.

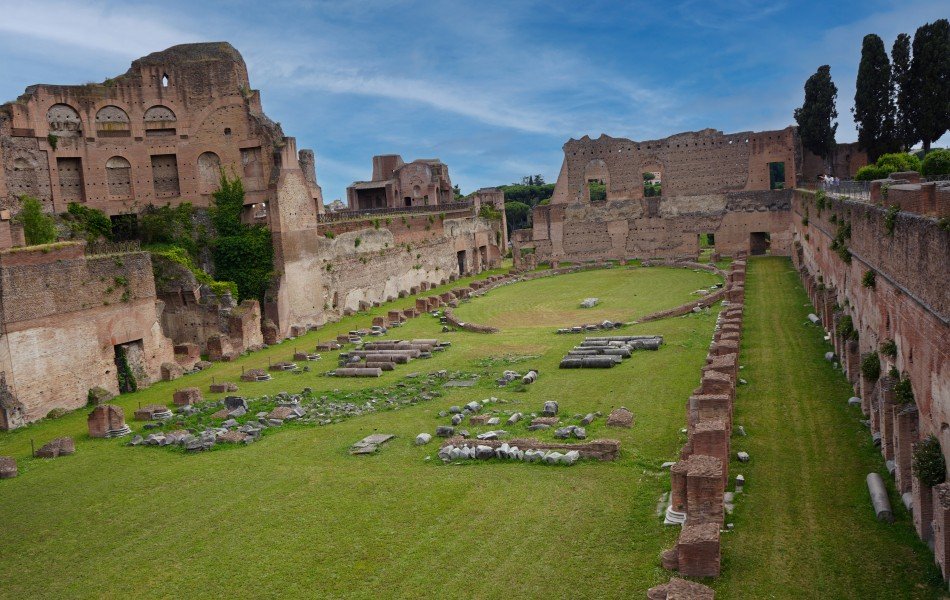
[676,523,721,578]
[932,483,950,581]
[670,460,689,513]
[692,419,729,485]
[845,339,860,385]
[912,465,934,543]
[878,376,897,462]
[860,371,877,418]
[893,405,919,494]
[686,455,724,526]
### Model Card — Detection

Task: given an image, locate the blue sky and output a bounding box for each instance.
[0,1,946,201]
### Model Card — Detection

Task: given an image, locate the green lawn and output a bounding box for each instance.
[0,265,720,599]
[0,260,941,599]
[714,257,945,599]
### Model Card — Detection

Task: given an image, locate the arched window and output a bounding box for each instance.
[95,105,130,137]
[197,151,221,193]
[144,105,177,137]
[161,73,169,88]
[46,103,82,137]
[106,156,132,198]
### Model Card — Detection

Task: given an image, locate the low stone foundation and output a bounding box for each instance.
[441,436,620,461]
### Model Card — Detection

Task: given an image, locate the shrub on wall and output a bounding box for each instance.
[861,352,881,380]
[913,435,946,488]
[880,339,897,358]
[862,270,876,288]
[884,205,899,236]
[838,314,858,341]
[855,152,922,180]
[921,149,950,177]
[139,203,203,257]
[209,172,274,303]
[65,202,112,242]
[14,196,57,246]
[894,375,914,404]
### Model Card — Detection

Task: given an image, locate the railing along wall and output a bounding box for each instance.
[318,201,474,224]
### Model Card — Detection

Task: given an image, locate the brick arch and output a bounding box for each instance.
[583,159,610,202]
[46,103,82,137]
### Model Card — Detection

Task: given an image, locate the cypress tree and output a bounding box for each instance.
[891,33,914,150]
[794,65,839,163]
[909,19,950,153]
[853,34,895,162]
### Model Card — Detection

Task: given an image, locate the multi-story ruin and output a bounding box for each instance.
[346,155,455,210]
[511,127,864,264]
[0,43,508,428]
[0,41,323,242]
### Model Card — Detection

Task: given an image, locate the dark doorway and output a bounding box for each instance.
[111,214,138,241]
[769,162,786,190]
[456,250,467,275]
[404,197,412,207]
[114,341,144,393]
[750,232,771,255]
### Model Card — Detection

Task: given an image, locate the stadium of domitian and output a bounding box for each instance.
[0,18,948,600]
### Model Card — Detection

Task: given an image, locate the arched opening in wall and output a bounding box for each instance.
[96,106,131,138]
[769,161,786,190]
[197,151,221,194]
[161,73,169,88]
[106,156,132,198]
[584,159,609,202]
[643,166,662,197]
[457,250,467,275]
[47,103,82,138]
[749,232,771,256]
[144,105,177,137]
[404,196,412,207]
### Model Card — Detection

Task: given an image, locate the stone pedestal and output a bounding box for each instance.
[893,405,919,494]
[686,455,725,526]
[677,522,721,578]
[913,469,934,543]
[87,404,130,438]
[173,387,202,406]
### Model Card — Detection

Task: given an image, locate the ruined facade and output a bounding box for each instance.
[0,242,173,428]
[267,142,506,338]
[0,42,323,239]
[512,127,866,264]
[792,184,950,578]
[346,155,455,210]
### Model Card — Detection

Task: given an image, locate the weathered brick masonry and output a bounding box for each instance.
[792,187,950,578]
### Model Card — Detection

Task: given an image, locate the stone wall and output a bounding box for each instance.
[0,243,173,426]
[0,42,322,236]
[513,127,810,265]
[266,143,505,338]
[792,188,950,578]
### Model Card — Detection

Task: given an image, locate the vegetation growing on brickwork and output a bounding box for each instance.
[209,172,274,303]
[46,133,58,150]
[913,436,947,488]
[862,269,876,288]
[139,203,206,259]
[814,189,827,215]
[114,345,137,393]
[14,196,57,245]
[861,352,881,380]
[894,374,915,404]
[884,205,899,235]
[150,245,238,298]
[64,203,112,242]
[829,219,852,264]
[838,314,858,341]
[324,230,335,239]
[354,237,361,248]
[478,204,502,221]
[881,338,898,357]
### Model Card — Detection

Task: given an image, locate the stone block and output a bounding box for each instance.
[676,522,721,578]
[161,361,184,381]
[647,577,715,600]
[87,404,129,438]
[173,387,202,407]
[35,437,75,458]
[0,456,17,479]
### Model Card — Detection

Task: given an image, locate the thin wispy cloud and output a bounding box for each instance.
[0,0,945,201]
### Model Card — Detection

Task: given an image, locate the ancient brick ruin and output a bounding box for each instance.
[792,183,950,579]
[0,42,323,235]
[511,128,865,264]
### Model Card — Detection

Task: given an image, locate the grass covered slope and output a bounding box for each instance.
[714,257,944,598]
[453,266,720,329]
[0,266,720,598]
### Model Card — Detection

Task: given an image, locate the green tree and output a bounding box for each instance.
[15,196,57,245]
[891,33,914,150]
[504,201,531,233]
[795,65,839,164]
[209,171,274,303]
[909,19,950,152]
[853,34,895,162]
[453,184,462,200]
[921,148,950,177]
